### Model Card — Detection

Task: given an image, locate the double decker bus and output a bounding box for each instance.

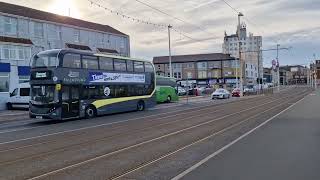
[29,49,156,120]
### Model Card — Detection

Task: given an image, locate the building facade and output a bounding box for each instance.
[153,53,239,89]
[222,23,263,85]
[0,2,130,110]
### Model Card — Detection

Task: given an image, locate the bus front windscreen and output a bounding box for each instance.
[31,85,56,104]
[32,51,59,68]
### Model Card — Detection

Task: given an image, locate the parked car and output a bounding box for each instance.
[176,87,187,96]
[244,85,257,95]
[7,82,30,110]
[232,88,241,97]
[211,88,231,99]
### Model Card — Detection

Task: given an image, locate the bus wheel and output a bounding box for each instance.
[85,106,96,119]
[137,101,145,111]
[167,96,172,103]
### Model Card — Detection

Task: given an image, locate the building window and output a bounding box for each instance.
[174,72,177,78]
[74,29,80,42]
[178,72,181,79]
[34,22,44,38]
[198,71,207,79]
[223,61,231,68]
[4,16,17,35]
[48,24,61,40]
[0,45,31,60]
[251,65,253,69]
[251,71,253,76]
[0,72,9,92]
[246,71,248,76]
[19,75,30,83]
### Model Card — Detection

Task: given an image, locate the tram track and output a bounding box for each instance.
[0,92,281,163]
[0,88,310,180]
[0,91,277,149]
[23,88,310,180]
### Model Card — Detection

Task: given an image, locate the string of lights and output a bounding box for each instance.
[87,0,215,43]
[133,0,215,36]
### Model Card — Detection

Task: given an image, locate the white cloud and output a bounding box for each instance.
[3,0,320,64]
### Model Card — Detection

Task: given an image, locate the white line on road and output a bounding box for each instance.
[0,112,27,117]
[171,94,307,180]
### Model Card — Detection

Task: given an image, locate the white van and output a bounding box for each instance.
[7,82,30,109]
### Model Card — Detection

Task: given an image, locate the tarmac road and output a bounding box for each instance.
[0,86,313,180]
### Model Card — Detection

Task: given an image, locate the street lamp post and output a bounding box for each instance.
[168,25,173,78]
[237,12,244,96]
[276,44,280,92]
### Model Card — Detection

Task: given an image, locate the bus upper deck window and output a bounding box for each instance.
[63,54,81,68]
[82,56,99,70]
[134,61,144,72]
[99,57,113,70]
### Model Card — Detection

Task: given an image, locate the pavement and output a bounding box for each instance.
[179,90,320,180]
[0,87,315,180]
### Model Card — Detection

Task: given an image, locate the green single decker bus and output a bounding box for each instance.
[29,49,156,120]
[155,76,179,103]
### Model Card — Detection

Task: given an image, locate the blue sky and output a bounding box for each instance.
[6,0,320,67]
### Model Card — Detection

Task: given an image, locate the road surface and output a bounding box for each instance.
[0,86,315,180]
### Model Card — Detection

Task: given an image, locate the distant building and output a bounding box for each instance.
[263,68,272,83]
[222,23,262,85]
[311,60,320,85]
[0,2,130,110]
[153,53,238,89]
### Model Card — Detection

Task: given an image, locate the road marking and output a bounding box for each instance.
[171,95,307,180]
[0,112,27,117]
[0,96,258,143]
[25,93,303,180]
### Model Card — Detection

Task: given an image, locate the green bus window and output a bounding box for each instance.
[99,57,113,70]
[114,59,127,71]
[145,62,154,72]
[126,60,134,72]
[82,56,99,70]
[134,61,144,72]
[63,54,81,68]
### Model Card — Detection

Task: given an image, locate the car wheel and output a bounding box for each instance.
[7,103,12,110]
[85,106,96,119]
[137,100,145,111]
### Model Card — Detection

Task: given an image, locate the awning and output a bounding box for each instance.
[65,43,91,51]
[97,48,119,54]
[18,66,30,76]
[0,36,33,45]
[0,63,10,72]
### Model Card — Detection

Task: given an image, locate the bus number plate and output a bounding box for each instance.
[36,116,43,119]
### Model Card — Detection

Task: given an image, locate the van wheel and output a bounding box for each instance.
[85,106,96,119]
[7,103,12,110]
[137,101,145,111]
[167,96,172,103]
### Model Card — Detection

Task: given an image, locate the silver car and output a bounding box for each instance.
[211,88,231,99]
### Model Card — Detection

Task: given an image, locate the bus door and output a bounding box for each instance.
[61,86,80,119]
